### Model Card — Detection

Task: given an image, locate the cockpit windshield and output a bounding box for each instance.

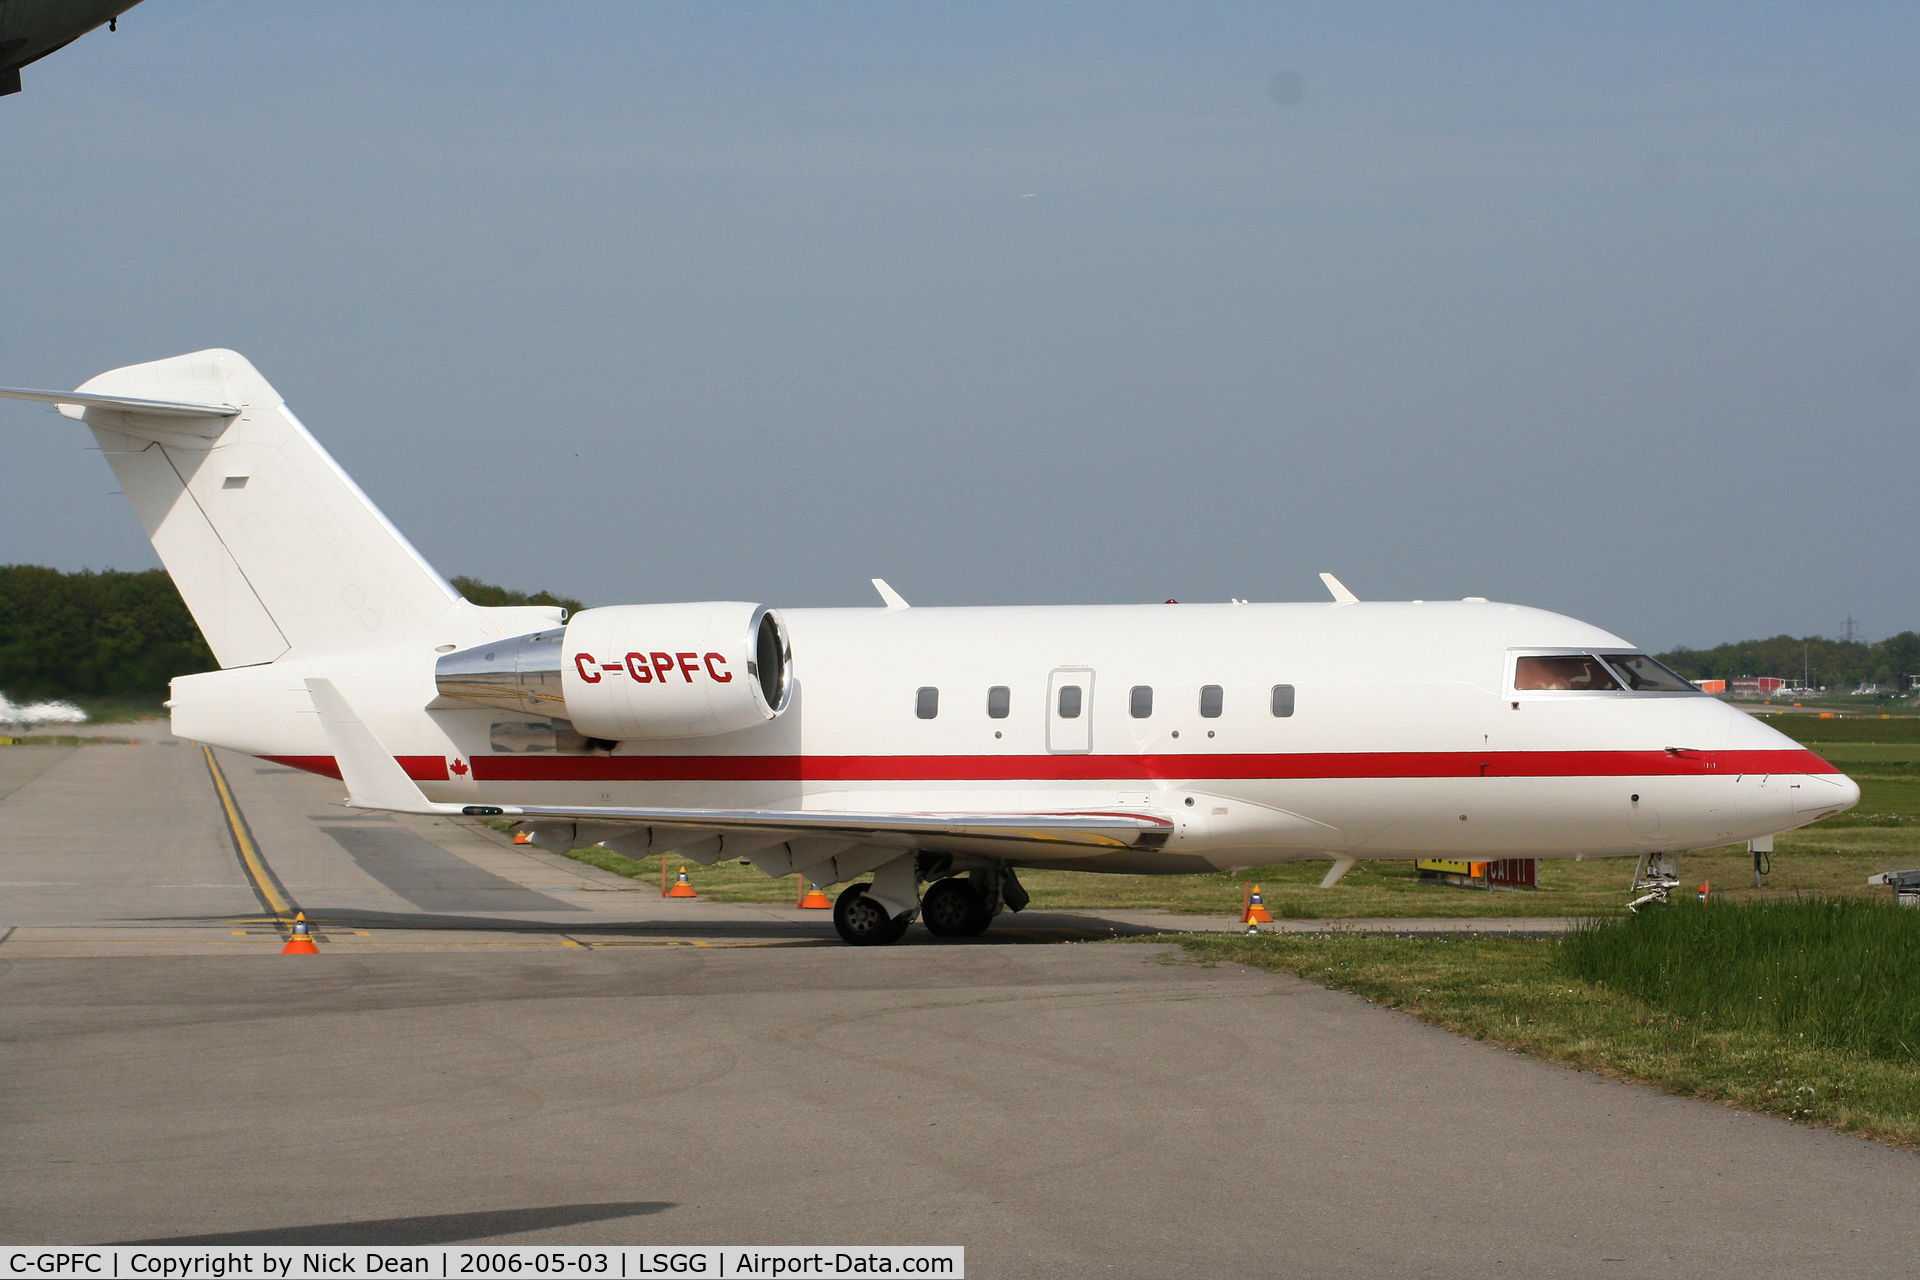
[1513,652,1700,693]
[1599,653,1697,692]
[1513,655,1621,691]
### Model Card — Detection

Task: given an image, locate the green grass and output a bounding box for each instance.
[1561,898,1920,1059]
[494,830,821,904]
[1173,928,1920,1148]
[1740,696,1920,715]
[1758,709,1920,741]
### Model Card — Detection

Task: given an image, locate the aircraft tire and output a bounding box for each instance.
[833,882,902,946]
[920,877,991,938]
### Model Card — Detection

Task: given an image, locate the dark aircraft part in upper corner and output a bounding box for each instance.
[1,0,145,97]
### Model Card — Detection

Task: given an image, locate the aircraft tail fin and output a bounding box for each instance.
[3,349,460,666]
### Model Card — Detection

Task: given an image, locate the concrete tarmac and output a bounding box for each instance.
[2,738,1915,1275]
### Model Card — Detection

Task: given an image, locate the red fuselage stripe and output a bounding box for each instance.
[261,748,1842,784]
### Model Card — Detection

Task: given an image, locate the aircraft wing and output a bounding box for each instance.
[304,679,1171,853]
[467,801,1169,849]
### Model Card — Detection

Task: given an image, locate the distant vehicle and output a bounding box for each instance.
[2,1,142,97]
[0,350,1864,942]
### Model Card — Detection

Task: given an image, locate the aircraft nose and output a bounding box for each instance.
[1795,771,1860,819]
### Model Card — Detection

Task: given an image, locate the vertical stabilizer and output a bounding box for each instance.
[66,349,459,665]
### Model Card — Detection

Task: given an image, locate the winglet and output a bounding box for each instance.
[305,678,461,814]
[1319,572,1359,604]
[871,578,910,610]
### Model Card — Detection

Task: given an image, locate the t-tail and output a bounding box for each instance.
[3,348,490,663]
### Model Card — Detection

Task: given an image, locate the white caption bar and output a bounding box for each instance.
[3,1250,962,1280]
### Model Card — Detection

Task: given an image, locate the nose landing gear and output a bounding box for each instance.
[1626,851,1681,913]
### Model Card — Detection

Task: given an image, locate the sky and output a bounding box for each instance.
[2,2,1916,650]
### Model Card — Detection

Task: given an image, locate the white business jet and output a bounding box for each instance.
[1,350,1859,943]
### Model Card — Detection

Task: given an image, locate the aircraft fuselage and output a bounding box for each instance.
[171,598,1853,874]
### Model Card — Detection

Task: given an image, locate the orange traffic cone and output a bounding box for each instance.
[667,867,699,898]
[512,830,532,845]
[1241,884,1274,924]
[799,882,832,909]
[280,912,320,954]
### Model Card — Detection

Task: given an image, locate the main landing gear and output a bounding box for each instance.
[920,876,994,937]
[830,866,1027,946]
[833,882,913,946]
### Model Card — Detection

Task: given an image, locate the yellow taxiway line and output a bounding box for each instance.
[202,745,295,924]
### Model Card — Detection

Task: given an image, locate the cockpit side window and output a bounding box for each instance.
[1600,653,1697,692]
[1513,655,1622,692]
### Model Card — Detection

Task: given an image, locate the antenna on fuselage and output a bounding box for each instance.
[1319,573,1359,604]
[871,579,911,610]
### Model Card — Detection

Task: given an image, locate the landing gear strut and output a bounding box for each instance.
[833,882,912,946]
[1626,851,1681,913]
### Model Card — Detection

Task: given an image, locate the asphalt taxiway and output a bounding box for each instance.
[2,737,1915,1276]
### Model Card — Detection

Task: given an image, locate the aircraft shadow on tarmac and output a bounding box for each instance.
[124,905,1155,944]
[116,1202,675,1246]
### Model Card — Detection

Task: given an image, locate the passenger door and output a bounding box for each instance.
[1047,668,1093,754]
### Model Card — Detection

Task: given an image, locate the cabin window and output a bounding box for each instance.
[1057,685,1083,718]
[1601,653,1697,692]
[1513,655,1621,692]
[1130,685,1153,718]
[916,687,940,719]
[987,686,1010,718]
[1271,684,1295,717]
[1199,685,1223,718]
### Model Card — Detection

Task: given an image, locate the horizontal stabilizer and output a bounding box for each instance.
[0,385,240,426]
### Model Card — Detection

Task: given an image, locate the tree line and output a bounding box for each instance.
[1655,634,1920,692]
[0,566,584,701]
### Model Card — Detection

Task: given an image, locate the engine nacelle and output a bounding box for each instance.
[435,602,793,741]
[559,601,792,740]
